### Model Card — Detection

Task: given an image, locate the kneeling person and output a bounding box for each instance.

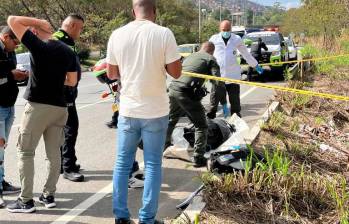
[165,42,224,167]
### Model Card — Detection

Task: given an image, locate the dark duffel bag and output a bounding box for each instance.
[183,118,235,150]
[208,146,264,174]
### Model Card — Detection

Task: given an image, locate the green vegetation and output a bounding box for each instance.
[0,0,199,53]
[202,148,349,223]
[261,111,285,132]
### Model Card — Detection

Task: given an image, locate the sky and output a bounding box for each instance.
[251,0,301,9]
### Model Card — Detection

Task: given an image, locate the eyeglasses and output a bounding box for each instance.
[11,38,20,45]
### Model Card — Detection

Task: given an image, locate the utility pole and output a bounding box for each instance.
[219,0,222,22]
[243,0,246,26]
[199,0,201,43]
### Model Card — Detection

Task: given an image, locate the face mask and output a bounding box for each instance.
[221,31,231,39]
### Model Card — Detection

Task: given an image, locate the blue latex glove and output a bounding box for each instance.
[255,65,264,75]
[222,103,230,118]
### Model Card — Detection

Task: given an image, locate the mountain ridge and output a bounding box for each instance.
[193,0,266,12]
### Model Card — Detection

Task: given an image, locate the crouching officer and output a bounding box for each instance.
[247,37,268,81]
[165,41,224,167]
[53,14,85,182]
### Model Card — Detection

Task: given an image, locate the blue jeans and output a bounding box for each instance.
[113,115,169,224]
[0,106,15,191]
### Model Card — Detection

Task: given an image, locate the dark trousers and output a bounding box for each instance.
[166,88,208,157]
[247,54,261,81]
[112,111,119,124]
[208,83,241,118]
[207,83,227,119]
[60,102,79,172]
[226,83,241,115]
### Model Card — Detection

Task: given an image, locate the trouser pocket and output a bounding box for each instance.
[17,132,32,151]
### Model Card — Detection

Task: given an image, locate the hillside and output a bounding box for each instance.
[193,0,266,12]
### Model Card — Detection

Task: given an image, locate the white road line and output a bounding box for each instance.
[11,98,112,129]
[52,162,144,224]
[51,87,259,223]
[78,83,99,89]
[77,98,112,110]
[240,86,257,99]
[216,86,257,117]
[51,183,113,224]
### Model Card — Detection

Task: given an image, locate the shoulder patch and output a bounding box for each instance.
[52,31,64,40]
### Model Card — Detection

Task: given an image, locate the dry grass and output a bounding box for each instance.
[199,35,349,224]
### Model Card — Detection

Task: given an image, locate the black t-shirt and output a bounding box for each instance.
[223,36,230,45]
[0,44,18,107]
[21,30,77,107]
[53,29,81,103]
[251,41,268,57]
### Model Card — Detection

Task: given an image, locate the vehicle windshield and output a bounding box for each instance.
[243,33,281,45]
[232,31,245,38]
[178,46,194,53]
[285,39,293,47]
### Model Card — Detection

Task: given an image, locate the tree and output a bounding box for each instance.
[282,0,349,49]
[212,8,231,21]
[0,0,200,49]
[246,9,254,26]
[201,19,219,42]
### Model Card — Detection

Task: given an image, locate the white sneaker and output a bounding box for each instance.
[0,194,5,208]
[128,177,144,189]
[131,169,144,180]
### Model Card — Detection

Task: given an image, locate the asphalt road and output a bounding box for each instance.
[0,72,279,224]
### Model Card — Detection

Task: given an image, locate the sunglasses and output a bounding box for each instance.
[9,34,19,45]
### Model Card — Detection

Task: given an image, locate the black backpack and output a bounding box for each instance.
[207,146,264,174]
[183,118,235,151]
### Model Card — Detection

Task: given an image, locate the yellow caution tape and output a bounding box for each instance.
[259,53,349,66]
[182,71,349,101]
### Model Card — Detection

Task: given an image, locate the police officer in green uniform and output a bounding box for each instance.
[53,14,85,182]
[165,41,224,167]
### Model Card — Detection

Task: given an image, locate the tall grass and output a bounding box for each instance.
[301,36,349,78]
[202,147,349,223]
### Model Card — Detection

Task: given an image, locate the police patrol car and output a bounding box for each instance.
[241,31,289,75]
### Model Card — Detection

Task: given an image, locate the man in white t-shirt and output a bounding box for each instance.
[208,20,263,118]
[106,0,182,223]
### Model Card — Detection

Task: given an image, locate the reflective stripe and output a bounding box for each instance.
[0,78,8,85]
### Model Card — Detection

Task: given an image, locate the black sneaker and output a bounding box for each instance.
[38,194,56,208]
[106,121,117,129]
[63,171,84,182]
[191,156,207,168]
[115,218,131,224]
[2,180,21,195]
[139,220,164,224]
[0,190,5,208]
[75,164,81,171]
[6,198,36,213]
[61,164,81,174]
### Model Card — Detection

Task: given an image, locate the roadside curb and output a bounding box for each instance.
[174,101,281,224]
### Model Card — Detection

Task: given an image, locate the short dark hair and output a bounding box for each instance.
[67,13,85,23]
[1,26,16,39]
[201,41,215,53]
